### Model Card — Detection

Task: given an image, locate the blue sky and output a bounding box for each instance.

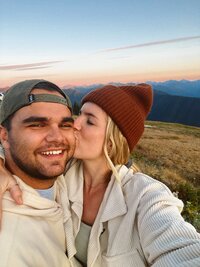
[1,0,200,87]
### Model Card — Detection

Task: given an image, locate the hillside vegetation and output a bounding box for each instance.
[148,93,200,127]
[132,121,200,231]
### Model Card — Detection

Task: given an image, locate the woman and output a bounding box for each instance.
[0,84,200,266]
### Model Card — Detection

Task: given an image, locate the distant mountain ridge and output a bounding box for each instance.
[62,79,200,100]
[148,80,200,98]
[0,80,200,127]
[62,80,200,127]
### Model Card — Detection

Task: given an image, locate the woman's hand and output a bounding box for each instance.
[0,159,23,227]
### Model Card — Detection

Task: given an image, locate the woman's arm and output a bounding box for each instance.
[0,156,23,227]
[136,174,200,266]
[0,157,23,203]
[0,145,22,203]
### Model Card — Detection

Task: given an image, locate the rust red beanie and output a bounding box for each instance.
[82,83,153,152]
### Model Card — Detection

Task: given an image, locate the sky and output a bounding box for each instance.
[0,0,200,88]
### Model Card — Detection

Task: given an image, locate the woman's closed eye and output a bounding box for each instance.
[87,119,94,125]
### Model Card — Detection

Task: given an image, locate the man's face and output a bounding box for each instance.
[1,90,75,189]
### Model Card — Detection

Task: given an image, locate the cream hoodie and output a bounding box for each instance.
[0,175,71,267]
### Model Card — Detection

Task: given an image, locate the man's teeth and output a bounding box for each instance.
[41,150,62,155]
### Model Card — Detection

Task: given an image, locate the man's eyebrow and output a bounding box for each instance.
[22,117,48,123]
[61,117,74,123]
[22,116,74,124]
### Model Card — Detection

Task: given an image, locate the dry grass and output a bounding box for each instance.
[131,121,200,230]
[133,121,200,187]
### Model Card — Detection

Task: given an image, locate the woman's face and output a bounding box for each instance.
[73,102,108,161]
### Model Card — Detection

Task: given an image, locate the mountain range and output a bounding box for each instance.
[63,79,200,98]
[148,80,200,98]
[62,80,200,127]
[0,80,200,127]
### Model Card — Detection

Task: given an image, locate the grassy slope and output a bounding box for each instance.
[132,121,200,231]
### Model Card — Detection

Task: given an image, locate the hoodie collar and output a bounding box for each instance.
[3,175,69,221]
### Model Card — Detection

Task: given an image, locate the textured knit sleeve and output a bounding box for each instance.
[135,174,200,267]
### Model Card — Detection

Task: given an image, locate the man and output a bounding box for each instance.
[0,79,76,267]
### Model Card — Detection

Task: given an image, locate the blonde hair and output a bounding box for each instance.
[103,117,139,182]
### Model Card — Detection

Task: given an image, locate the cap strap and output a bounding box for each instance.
[28,94,71,108]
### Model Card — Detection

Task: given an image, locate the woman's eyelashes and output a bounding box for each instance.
[86,119,94,125]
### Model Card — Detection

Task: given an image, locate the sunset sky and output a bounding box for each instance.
[1,0,200,88]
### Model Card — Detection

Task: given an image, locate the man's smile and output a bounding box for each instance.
[40,150,63,156]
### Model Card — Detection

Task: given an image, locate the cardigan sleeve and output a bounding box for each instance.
[136,174,200,266]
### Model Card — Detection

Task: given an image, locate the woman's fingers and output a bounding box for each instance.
[8,182,23,205]
[0,192,3,230]
[0,182,23,230]
[0,168,23,205]
[0,171,23,229]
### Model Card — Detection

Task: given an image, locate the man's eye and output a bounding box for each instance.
[28,123,44,127]
[61,123,73,128]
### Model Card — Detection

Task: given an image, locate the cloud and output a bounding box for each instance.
[16,66,51,71]
[98,36,200,53]
[0,61,63,71]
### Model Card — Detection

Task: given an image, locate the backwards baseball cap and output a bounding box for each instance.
[0,79,72,124]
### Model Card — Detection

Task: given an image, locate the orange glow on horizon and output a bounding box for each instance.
[56,71,200,88]
[1,71,200,89]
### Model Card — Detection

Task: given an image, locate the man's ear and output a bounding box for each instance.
[0,125,10,149]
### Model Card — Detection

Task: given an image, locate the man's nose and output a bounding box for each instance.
[73,117,81,131]
[45,126,64,143]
